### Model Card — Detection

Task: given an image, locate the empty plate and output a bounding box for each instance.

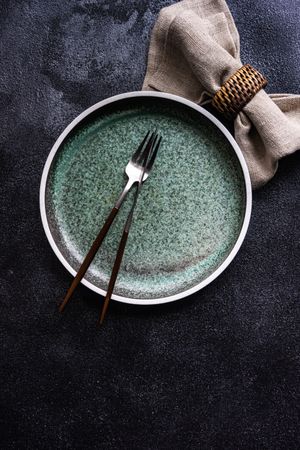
[40,92,251,304]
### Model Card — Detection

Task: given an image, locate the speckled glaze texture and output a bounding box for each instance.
[46,99,245,299]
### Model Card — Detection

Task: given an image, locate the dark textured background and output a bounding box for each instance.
[0,1,299,449]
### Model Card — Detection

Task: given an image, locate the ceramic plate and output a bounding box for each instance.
[40,92,251,305]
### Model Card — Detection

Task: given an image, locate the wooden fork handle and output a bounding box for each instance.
[98,229,129,324]
[59,206,119,312]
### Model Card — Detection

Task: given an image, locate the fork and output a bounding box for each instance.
[98,133,162,324]
[59,131,161,313]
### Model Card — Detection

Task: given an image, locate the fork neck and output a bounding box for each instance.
[115,179,136,209]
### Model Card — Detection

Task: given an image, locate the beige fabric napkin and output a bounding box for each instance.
[142,0,300,188]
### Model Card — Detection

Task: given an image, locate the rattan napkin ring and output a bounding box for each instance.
[212,64,268,119]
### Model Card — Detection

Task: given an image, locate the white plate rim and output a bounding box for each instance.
[39,91,252,305]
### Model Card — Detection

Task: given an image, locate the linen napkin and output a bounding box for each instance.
[143,0,300,188]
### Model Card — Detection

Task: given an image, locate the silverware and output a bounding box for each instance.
[99,134,162,324]
[59,131,162,318]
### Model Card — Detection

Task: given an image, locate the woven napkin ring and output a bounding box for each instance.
[212,64,268,119]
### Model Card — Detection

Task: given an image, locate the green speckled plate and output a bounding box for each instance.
[40,92,251,305]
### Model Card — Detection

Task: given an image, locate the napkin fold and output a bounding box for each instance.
[143,0,300,188]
